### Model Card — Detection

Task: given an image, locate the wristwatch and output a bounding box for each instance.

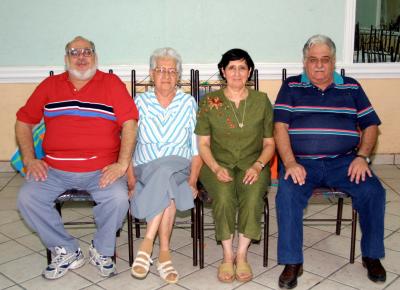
[356,154,371,165]
[256,160,265,169]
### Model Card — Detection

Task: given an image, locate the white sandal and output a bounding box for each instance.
[131,251,153,279]
[157,260,179,284]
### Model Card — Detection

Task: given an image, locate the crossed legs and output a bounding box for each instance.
[132,201,178,282]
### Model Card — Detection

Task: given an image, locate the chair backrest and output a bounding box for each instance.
[194,69,259,102]
[281,68,345,82]
[130,69,196,99]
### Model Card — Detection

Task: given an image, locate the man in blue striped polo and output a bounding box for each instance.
[274,34,386,289]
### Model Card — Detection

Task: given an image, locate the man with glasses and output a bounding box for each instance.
[16,36,138,279]
[274,34,386,289]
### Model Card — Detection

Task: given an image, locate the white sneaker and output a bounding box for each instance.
[88,243,116,277]
[43,247,85,279]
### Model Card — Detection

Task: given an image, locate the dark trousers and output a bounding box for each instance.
[276,154,385,264]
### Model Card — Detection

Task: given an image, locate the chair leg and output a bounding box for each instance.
[135,218,141,238]
[128,209,134,266]
[350,209,357,264]
[111,227,119,263]
[263,196,269,267]
[46,249,52,265]
[336,197,344,235]
[55,202,62,216]
[112,250,117,262]
[199,199,204,269]
[191,208,194,238]
[192,200,198,267]
[46,201,63,264]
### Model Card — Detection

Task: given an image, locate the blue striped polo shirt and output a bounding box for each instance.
[273,72,381,159]
[133,89,198,166]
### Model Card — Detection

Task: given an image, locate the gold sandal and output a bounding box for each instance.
[235,261,253,282]
[218,262,235,283]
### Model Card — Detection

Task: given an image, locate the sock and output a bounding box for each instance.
[139,237,154,255]
[158,250,171,263]
[133,238,154,275]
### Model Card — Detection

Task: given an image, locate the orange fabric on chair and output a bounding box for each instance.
[270,154,278,180]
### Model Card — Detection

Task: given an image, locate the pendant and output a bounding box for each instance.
[238,123,244,128]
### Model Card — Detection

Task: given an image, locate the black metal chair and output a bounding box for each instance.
[281,68,358,263]
[46,189,120,264]
[127,68,200,267]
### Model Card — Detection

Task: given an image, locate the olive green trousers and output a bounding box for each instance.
[199,165,270,241]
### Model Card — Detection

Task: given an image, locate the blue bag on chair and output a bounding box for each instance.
[11,122,46,176]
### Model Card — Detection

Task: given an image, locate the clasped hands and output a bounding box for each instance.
[214,162,262,185]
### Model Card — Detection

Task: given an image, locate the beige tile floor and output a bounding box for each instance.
[0,164,399,290]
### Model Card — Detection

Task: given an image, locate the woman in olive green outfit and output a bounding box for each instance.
[195,49,275,283]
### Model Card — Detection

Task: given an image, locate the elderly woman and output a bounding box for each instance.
[195,48,275,283]
[128,47,202,284]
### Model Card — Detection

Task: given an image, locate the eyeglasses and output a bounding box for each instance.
[67,48,95,58]
[306,57,332,65]
[154,67,178,76]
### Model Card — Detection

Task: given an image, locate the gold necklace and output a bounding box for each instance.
[227,98,247,128]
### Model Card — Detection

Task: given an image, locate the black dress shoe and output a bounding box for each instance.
[279,264,303,289]
[362,257,386,282]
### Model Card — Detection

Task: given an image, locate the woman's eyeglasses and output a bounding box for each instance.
[154,67,178,76]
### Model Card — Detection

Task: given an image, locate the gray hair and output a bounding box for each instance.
[302,34,336,60]
[150,47,182,78]
[65,36,96,54]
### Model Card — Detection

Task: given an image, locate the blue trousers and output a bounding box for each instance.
[276,154,385,264]
[17,167,129,256]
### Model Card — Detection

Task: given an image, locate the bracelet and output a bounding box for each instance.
[256,160,265,169]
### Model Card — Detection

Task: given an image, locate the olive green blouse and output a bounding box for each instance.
[195,89,273,170]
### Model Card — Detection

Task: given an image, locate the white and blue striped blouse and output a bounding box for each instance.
[133,89,199,166]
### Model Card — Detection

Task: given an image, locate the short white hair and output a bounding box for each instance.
[303,34,336,60]
[149,47,182,78]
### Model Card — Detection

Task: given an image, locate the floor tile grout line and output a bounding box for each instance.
[308,276,359,290]
[0,173,18,192]
[0,272,21,289]
[0,236,49,266]
[304,229,363,262]
[381,179,400,196]
[0,265,44,288]
[324,259,400,290]
[383,275,400,289]
[311,260,361,289]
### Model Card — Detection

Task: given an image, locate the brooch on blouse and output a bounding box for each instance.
[207,96,223,110]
